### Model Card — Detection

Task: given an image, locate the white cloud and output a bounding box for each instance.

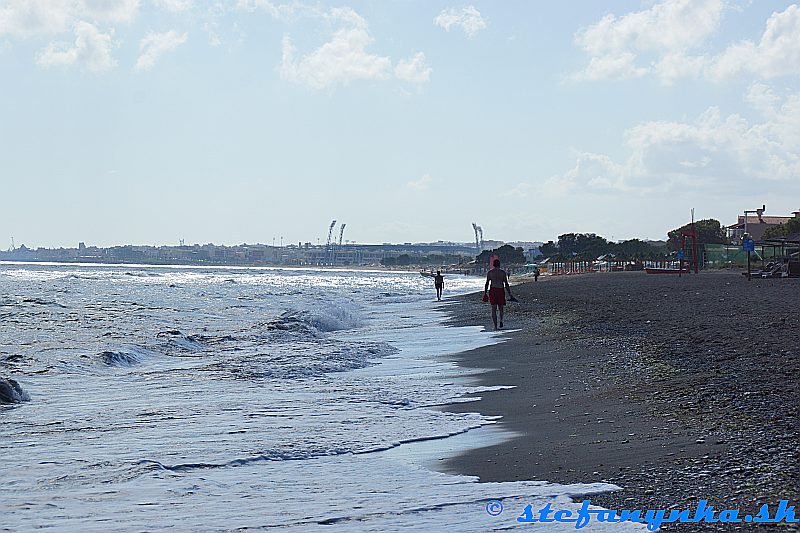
[407,174,432,191]
[576,0,724,57]
[235,0,298,20]
[324,6,365,27]
[744,82,780,117]
[558,86,800,194]
[574,51,647,81]
[79,0,140,23]
[202,1,227,46]
[280,7,391,89]
[706,4,800,80]
[36,20,116,71]
[135,29,188,71]
[564,151,628,191]
[574,1,800,83]
[152,0,193,13]
[573,0,725,82]
[0,0,75,38]
[434,5,486,38]
[652,52,707,84]
[0,0,139,39]
[394,52,431,84]
[241,4,429,89]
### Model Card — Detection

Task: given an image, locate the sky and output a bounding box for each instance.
[1,0,799,248]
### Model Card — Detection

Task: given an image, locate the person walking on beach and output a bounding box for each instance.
[484,259,514,330]
[434,270,445,301]
[533,265,540,282]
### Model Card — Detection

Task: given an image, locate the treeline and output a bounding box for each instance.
[539,235,664,261]
[539,219,727,261]
[379,219,736,267]
[666,219,726,250]
[476,245,527,265]
[764,217,800,239]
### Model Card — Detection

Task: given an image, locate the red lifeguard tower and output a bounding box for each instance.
[679,228,699,273]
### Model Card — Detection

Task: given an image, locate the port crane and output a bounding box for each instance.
[471,223,484,251]
[326,220,337,248]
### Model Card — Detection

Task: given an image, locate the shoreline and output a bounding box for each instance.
[435,271,798,531]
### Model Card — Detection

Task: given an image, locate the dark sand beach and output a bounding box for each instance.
[440,271,798,531]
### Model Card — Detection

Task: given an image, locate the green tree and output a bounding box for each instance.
[666,219,726,251]
[553,233,612,259]
[577,233,611,258]
[763,217,800,239]
[476,244,526,266]
[612,239,665,260]
[539,241,557,257]
[556,233,578,256]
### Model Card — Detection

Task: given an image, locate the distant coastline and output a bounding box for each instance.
[0,238,545,273]
[0,240,513,269]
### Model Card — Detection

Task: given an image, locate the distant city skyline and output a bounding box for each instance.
[2,1,799,248]
[5,234,532,250]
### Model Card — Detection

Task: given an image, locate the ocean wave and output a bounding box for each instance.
[21,297,67,308]
[136,447,354,473]
[0,378,30,404]
[65,273,101,280]
[135,422,488,474]
[156,330,207,351]
[353,423,487,455]
[124,271,161,278]
[188,333,235,345]
[265,311,318,334]
[266,305,360,336]
[2,354,25,366]
[220,341,398,380]
[99,347,156,367]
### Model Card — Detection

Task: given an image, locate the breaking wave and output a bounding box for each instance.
[0,378,30,404]
[266,305,360,335]
[221,341,398,380]
[99,347,157,367]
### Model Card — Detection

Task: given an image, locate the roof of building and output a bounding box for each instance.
[763,232,800,244]
[728,215,795,229]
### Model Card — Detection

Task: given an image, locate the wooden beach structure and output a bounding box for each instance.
[751,233,800,278]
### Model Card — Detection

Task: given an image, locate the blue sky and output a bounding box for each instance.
[1,0,799,248]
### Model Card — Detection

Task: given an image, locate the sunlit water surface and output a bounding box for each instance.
[0,263,642,531]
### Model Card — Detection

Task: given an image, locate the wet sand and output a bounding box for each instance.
[439,271,799,531]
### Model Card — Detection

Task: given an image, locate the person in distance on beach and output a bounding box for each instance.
[483,259,515,330]
[434,270,445,301]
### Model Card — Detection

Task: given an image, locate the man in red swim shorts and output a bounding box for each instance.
[483,258,514,330]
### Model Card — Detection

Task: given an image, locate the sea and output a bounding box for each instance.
[0,263,645,531]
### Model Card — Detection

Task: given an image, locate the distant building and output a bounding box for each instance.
[524,246,544,262]
[727,210,800,242]
[0,240,479,267]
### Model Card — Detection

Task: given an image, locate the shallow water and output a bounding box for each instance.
[0,263,643,531]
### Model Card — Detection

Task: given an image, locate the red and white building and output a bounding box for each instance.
[727,210,800,242]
